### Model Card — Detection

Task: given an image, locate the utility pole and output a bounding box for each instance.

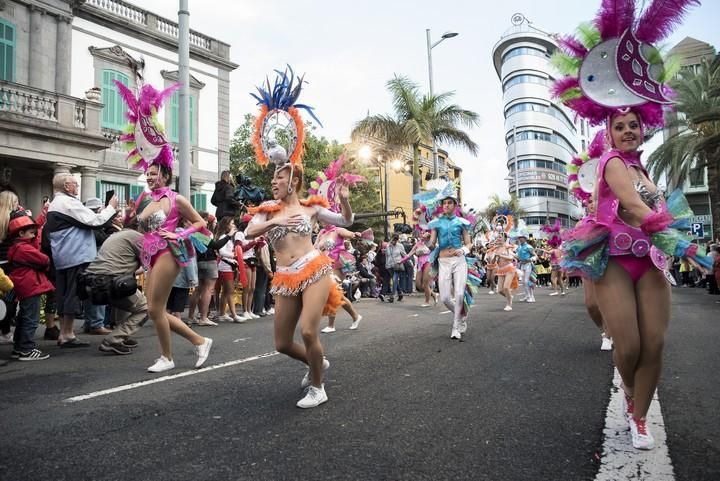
[177,0,191,198]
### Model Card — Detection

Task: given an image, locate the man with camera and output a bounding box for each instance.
[80,220,146,355]
[211,170,241,220]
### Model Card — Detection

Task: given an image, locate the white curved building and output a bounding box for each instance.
[492,14,587,233]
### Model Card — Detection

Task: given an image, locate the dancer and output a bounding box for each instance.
[513,228,536,302]
[403,230,437,307]
[552,0,707,449]
[245,66,355,408]
[115,80,213,373]
[416,180,475,340]
[315,224,362,332]
[543,220,565,296]
[493,236,516,311]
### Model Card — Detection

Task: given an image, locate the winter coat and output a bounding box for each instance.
[0,266,13,294]
[7,238,54,300]
[211,180,239,220]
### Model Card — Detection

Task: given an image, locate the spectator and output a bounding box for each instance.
[211,170,241,220]
[7,211,54,360]
[82,218,146,355]
[385,234,406,302]
[357,254,377,297]
[82,197,115,335]
[188,212,222,325]
[374,242,392,302]
[43,173,118,347]
[0,189,19,344]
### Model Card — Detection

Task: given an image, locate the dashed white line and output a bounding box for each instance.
[64,351,280,403]
[595,368,675,480]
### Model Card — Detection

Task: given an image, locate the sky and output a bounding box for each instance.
[147,0,720,210]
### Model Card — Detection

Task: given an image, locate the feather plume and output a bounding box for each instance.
[635,0,700,44]
[575,23,602,50]
[587,129,608,158]
[594,0,636,40]
[113,81,138,114]
[550,52,582,76]
[558,36,588,57]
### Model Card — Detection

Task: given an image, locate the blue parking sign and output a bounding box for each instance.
[691,223,704,238]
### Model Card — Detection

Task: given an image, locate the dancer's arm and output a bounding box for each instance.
[245,211,305,238]
[164,195,206,240]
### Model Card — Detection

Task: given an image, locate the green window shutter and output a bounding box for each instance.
[0,20,16,82]
[169,91,179,142]
[101,70,129,130]
[95,180,101,198]
[129,185,144,201]
[199,193,206,211]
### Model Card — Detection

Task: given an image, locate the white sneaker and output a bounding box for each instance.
[560,291,567,296]
[148,356,175,373]
[244,311,259,319]
[260,309,268,317]
[458,318,467,334]
[450,328,461,340]
[549,291,559,296]
[487,290,495,295]
[216,314,232,322]
[194,337,213,368]
[600,335,613,351]
[528,296,536,303]
[296,385,328,409]
[268,308,275,315]
[233,314,248,323]
[503,305,513,311]
[519,296,528,302]
[321,326,336,333]
[197,318,218,326]
[300,358,330,389]
[420,303,431,307]
[629,417,655,450]
[349,315,362,330]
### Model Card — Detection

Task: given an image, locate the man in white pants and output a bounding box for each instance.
[427,195,473,340]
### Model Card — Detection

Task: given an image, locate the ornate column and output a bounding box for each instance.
[52,163,73,176]
[55,16,73,95]
[28,5,45,90]
[80,167,99,202]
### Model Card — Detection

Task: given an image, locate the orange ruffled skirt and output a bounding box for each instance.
[270,250,343,316]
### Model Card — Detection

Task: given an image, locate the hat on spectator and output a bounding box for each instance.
[8,210,38,237]
[84,197,103,210]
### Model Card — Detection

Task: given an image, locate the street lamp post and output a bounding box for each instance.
[426,29,458,179]
[360,146,390,240]
[177,0,191,198]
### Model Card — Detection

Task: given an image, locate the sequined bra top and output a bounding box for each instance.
[138,209,168,234]
[266,215,313,247]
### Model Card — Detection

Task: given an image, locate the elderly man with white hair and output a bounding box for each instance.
[42,173,118,347]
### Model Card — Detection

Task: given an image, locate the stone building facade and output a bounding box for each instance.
[0,0,237,214]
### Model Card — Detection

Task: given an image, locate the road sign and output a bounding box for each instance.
[691,222,704,238]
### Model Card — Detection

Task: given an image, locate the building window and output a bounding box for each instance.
[191,192,207,211]
[506,129,577,155]
[518,187,567,201]
[101,70,130,130]
[502,74,551,91]
[504,102,577,133]
[168,91,197,145]
[511,158,567,174]
[502,46,549,63]
[689,167,705,187]
[96,181,129,206]
[0,19,15,82]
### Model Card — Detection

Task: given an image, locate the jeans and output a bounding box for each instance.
[392,270,403,296]
[253,268,269,315]
[84,302,107,330]
[13,296,40,352]
[403,263,414,293]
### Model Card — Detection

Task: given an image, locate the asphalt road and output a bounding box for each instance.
[0,287,717,481]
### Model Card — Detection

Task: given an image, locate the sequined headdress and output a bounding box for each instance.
[115,82,179,172]
[551,0,699,128]
[250,66,321,193]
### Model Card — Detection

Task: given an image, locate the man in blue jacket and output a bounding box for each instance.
[42,173,117,347]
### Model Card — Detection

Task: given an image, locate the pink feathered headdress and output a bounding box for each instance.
[307,154,366,212]
[115,81,180,172]
[551,0,699,128]
[541,219,563,248]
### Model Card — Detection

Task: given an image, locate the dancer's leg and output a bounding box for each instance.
[273,294,304,361]
[145,253,181,359]
[299,276,333,388]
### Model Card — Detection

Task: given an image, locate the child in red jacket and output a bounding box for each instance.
[7,211,54,361]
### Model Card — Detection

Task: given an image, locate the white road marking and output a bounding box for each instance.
[408,314,419,317]
[595,368,675,480]
[233,338,251,343]
[64,351,280,403]
[440,310,452,314]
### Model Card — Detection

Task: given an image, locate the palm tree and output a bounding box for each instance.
[351,76,480,201]
[483,193,526,223]
[646,57,720,237]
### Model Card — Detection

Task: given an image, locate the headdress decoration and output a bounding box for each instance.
[567,129,607,202]
[307,155,366,212]
[413,178,459,211]
[114,82,180,172]
[541,219,563,248]
[550,0,699,127]
[250,65,321,169]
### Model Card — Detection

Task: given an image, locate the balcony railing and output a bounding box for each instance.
[0,81,105,135]
[85,0,213,52]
